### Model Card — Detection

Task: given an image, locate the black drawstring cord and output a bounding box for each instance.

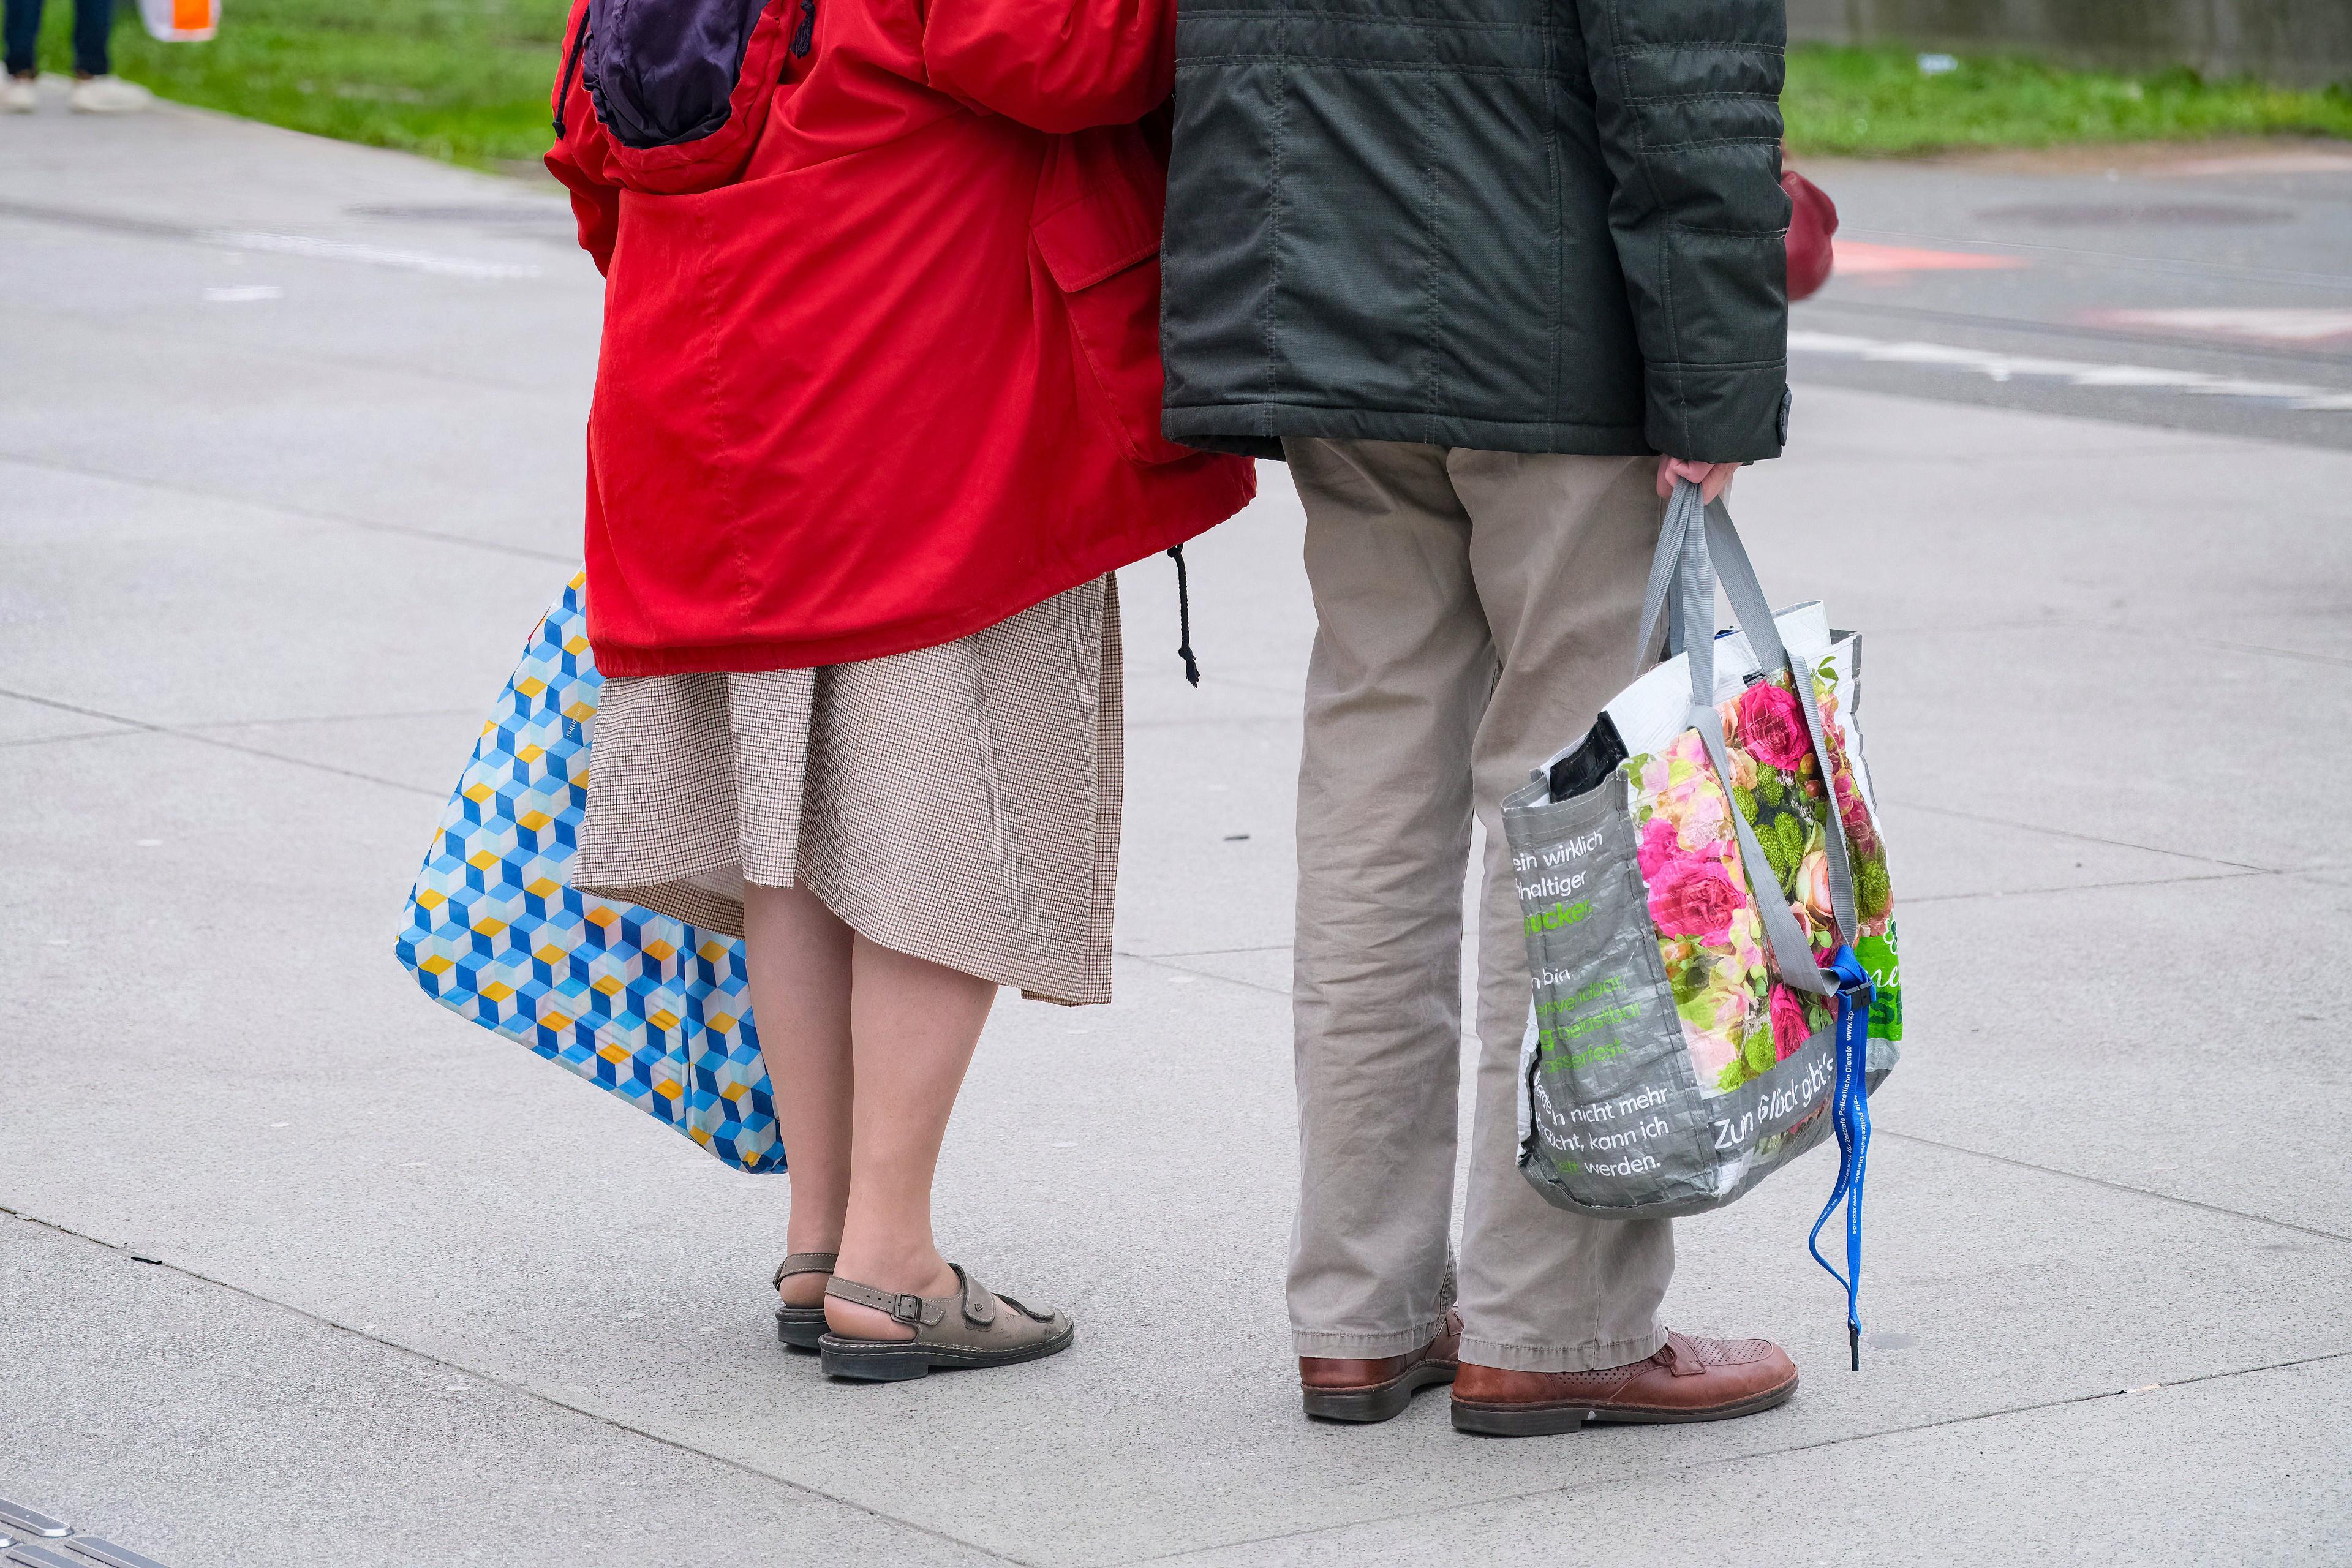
[552,6,592,136]
[1168,545,1200,687]
[791,0,816,56]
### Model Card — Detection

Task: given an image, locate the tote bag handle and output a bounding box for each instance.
[1644,480,1862,997]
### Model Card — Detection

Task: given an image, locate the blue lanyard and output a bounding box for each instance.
[1807,945,1875,1371]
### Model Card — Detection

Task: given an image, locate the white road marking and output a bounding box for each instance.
[203,229,542,280]
[2089,307,2352,344]
[203,284,282,303]
[2158,151,2352,178]
[1789,330,2352,412]
[0,198,541,281]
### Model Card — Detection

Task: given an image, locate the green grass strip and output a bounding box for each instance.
[36,0,574,168]
[24,10,2352,168]
[1784,45,2352,156]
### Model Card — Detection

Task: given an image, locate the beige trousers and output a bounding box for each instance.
[1286,438,1676,1373]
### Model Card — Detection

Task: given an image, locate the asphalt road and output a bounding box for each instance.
[1789,141,2352,450]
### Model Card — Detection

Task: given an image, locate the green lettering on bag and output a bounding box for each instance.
[1526,899,1591,933]
[1856,927,1902,1042]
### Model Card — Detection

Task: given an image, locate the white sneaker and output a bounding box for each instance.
[69,74,151,113]
[1,75,36,113]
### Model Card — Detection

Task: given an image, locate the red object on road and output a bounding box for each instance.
[1830,241,2022,275]
[1784,167,1839,301]
[543,0,1255,677]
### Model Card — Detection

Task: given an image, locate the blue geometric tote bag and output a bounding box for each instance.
[394,575,784,1172]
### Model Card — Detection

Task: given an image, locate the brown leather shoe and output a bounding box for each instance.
[1299,1310,1461,1423]
[1451,1330,1797,1437]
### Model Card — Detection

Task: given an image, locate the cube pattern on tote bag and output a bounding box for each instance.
[393,575,785,1173]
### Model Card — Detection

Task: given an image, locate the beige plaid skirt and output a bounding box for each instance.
[571,576,1122,1005]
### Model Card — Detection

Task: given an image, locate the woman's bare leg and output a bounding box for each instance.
[825,935,998,1341]
[741,882,856,1308]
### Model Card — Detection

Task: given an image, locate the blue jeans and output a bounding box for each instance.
[4,0,112,77]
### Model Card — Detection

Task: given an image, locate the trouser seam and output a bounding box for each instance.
[1457,1326,1668,1373]
[1293,1315,1448,1358]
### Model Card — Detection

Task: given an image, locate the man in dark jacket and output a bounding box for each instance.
[1161,0,1801,1433]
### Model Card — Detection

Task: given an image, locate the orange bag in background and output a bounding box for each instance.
[139,0,218,43]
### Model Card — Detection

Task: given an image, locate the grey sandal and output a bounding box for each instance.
[818,1264,1074,1382]
[772,1252,838,1351]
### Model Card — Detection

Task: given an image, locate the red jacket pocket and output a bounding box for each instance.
[1032,122,1194,467]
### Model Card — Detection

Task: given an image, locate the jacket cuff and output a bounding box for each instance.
[1643,364,1791,464]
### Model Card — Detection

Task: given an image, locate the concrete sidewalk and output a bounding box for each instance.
[2,105,2348,1567]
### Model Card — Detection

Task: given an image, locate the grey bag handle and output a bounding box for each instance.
[1658,481,1864,997]
[1674,511,1831,995]
[1700,499,1860,943]
[1633,481,1699,674]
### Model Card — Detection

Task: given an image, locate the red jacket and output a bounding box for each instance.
[545,0,1255,676]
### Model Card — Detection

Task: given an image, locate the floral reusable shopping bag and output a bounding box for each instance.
[1501,482,1898,1365]
[394,575,784,1173]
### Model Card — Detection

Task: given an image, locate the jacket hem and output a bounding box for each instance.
[589,466,1254,678]
[1163,402,1653,460]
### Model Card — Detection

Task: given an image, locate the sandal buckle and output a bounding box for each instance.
[892,1293,924,1325]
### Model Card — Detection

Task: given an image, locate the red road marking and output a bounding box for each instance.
[1831,241,2028,275]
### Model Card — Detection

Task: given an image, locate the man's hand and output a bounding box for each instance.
[1656,456,1738,504]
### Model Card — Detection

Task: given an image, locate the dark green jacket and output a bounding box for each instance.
[1158,0,1791,462]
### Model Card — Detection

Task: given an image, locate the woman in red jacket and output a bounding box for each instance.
[546,0,1253,1381]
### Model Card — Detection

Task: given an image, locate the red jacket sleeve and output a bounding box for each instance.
[548,153,622,276]
[544,0,620,276]
[921,0,1175,134]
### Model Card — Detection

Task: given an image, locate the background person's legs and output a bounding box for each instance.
[1284,437,1491,1360]
[0,0,113,77]
[3,0,43,77]
[70,0,111,77]
[1450,449,1678,1372]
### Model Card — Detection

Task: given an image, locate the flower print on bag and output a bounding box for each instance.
[1833,769,1878,857]
[1657,938,1762,1090]
[1797,849,1835,924]
[1627,661,1898,1096]
[1768,983,1811,1061]
[1809,660,1895,935]
[1637,816,1679,880]
[1715,691,1744,748]
[1627,728,1763,1093]
[1648,853,1745,944]
[1736,679,1811,771]
[1651,766,1732,851]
